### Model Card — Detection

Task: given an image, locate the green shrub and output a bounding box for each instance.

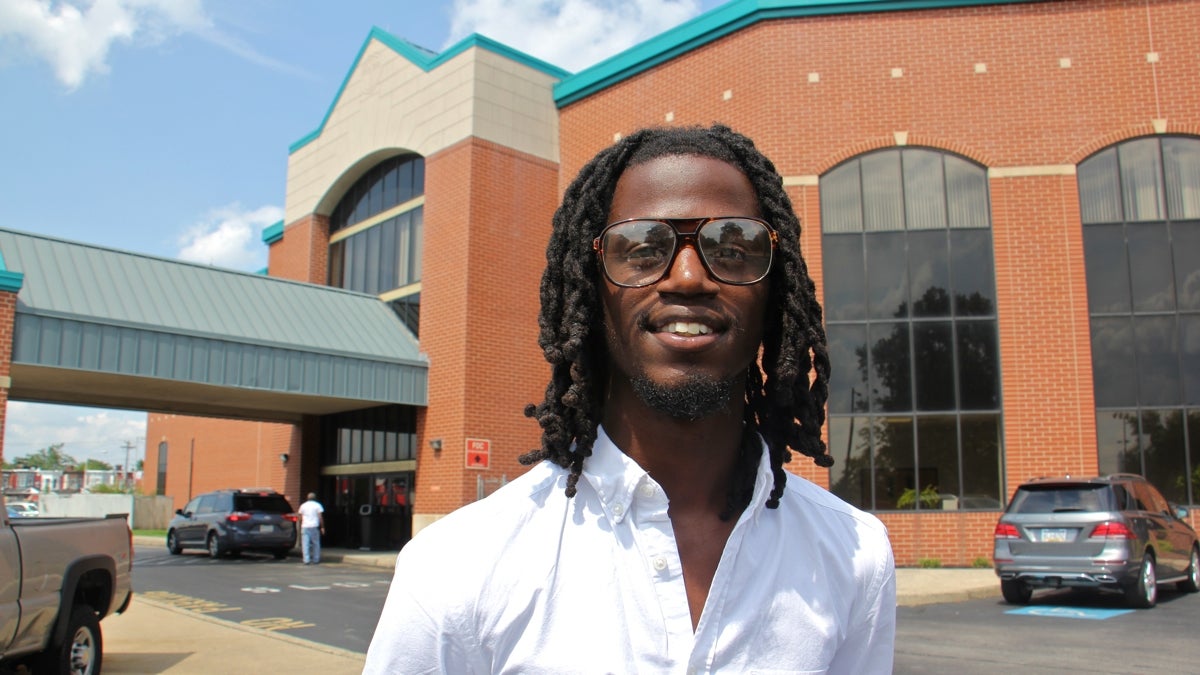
[972,556,992,568]
[917,557,942,568]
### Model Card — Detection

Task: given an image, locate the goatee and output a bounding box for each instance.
[631,373,735,421]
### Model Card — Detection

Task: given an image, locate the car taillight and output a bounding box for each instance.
[226,512,251,522]
[284,514,298,522]
[994,522,1020,539]
[1089,521,1135,539]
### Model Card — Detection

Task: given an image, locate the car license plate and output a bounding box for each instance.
[1041,528,1070,543]
[259,524,275,533]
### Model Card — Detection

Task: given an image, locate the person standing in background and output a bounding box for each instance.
[297,492,324,565]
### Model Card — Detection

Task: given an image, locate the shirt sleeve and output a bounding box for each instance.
[362,546,483,675]
[827,542,897,675]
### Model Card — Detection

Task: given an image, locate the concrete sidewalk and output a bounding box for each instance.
[107,538,999,674]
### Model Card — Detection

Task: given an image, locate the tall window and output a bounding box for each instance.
[156,441,168,496]
[329,153,424,335]
[1080,136,1200,505]
[821,148,1004,511]
[320,405,418,466]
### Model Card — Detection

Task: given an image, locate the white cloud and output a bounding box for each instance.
[0,0,209,89]
[3,402,146,466]
[446,0,700,72]
[177,203,283,271]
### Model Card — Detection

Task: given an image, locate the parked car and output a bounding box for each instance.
[167,488,297,559]
[6,501,39,517]
[1,492,133,674]
[994,473,1200,608]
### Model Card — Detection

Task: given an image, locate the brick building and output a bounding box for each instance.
[143,0,1199,564]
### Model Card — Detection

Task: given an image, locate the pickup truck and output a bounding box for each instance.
[0,493,133,674]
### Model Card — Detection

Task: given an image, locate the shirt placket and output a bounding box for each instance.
[626,476,694,668]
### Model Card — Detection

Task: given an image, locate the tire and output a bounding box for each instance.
[207,532,224,559]
[166,530,183,555]
[1178,546,1200,593]
[1125,553,1158,609]
[35,605,102,675]
[1000,579,1032,605]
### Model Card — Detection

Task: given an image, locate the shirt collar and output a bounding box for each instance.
[583,425,776,523]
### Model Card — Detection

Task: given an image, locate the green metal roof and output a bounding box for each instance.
[0,228,427,420]
[553,0,1044,106]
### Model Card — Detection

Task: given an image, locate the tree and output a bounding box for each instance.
[6,443,79,470]
[83,458,113,471]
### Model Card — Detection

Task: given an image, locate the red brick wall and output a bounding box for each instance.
[0,290,14,466]
[268,214,330,284]
[415,137,557,517]
[144,413,300,511]
[558,0,1200,565]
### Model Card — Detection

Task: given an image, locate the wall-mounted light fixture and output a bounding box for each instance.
[279,453,290,465]
[429,438,443,453]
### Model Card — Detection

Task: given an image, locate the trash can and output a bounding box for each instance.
[358,503,374,551]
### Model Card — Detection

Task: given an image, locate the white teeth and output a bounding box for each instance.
[663,321,711,336]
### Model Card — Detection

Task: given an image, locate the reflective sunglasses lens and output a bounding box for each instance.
[697,218,774,283]
[602,220,675,286]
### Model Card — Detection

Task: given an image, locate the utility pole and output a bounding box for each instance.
[122,440,135,491]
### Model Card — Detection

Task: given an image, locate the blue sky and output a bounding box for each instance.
[0,0,726,467]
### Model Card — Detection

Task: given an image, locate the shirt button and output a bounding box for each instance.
[612,503,624,517]
[639,484,655,499]
[652,556,668,571]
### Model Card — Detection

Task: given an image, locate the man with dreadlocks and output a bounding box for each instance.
[365,124,895,674]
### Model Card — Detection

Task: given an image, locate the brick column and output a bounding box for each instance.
[0,273,24,466]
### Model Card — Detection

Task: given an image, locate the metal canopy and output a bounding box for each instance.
[0,228,427,423]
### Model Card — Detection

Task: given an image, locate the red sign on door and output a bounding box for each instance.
[465,438,490,469]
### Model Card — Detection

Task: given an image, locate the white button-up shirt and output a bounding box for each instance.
[365,427,896,674]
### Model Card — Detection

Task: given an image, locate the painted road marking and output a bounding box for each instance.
[241,586,281,594]
[141,590,241,614]
[1006,606,1134,620]
[289,584,332,590]
[241,617,316,631]
[333,582,371,588]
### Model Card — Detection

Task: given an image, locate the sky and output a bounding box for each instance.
[0,0,728,467]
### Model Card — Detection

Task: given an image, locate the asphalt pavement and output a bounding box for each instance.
[100,536,999,673]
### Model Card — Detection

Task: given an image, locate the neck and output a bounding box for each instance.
[601,380,746,514]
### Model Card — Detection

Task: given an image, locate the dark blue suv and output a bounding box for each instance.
[167,489,297,559]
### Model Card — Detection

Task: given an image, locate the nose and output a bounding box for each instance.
[656,243,718,294]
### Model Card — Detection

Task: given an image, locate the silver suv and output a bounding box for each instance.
[994,474,1200,608]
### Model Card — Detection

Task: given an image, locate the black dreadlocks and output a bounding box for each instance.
[521,124,833,518]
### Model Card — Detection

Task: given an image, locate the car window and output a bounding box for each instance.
[196,495,218,515]
[234,494,293,513]
[1140,482,1170,513]
[182,498,200,513]
[1010,486,1110,513]
[1130,482,1156,512]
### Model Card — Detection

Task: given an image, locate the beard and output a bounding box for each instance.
[630,372,737,421]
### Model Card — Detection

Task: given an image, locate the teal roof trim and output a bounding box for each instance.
[290,29,571,155]
[0,270,23,293]
[554,0,1042,106]
[0,249,23,292]
[262,220,283,244]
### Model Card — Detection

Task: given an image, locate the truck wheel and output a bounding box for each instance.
[1125,553,1158,608]
[207,533,224,559]
[36,605,102,675]
[1000,579,1032,605]
[167,530,183,555]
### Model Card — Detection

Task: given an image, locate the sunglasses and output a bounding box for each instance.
[593,216,777,288]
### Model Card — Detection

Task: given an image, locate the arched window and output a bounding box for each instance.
[328,153,424,334]
[1079,136,1200,504]
[820,148,1003,511]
